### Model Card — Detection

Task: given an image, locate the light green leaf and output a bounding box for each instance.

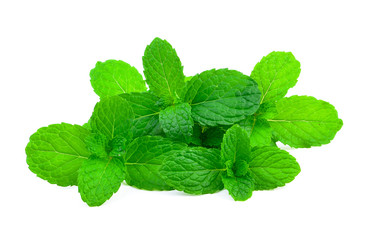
[90,96,134,141]
[221,125,250,177]
[124,136,186,191]
[256,102,278,120]
[90,60,146,98]
[159,103,194,143]
[85,133,109,157]
[78,155,125,206]
[239,116,272,147]
[159,147,225,194]
[184,69,261,126]
[250,146,300,190]
[222,173,254,201]
[120,92,163,138]
[268,95,343,148]
[143,37,185,103]
[251,52,301,104]
[25,123,90,186]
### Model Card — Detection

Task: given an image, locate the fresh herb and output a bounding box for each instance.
[25,37,342,206]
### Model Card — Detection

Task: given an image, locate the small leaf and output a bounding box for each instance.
[90,60,146,98]
[221,125,251,177]
[222,173,254,201]
[90,96,134,141]
[78,155,125,206]
[159,103,194,143]
[251,51,301,104]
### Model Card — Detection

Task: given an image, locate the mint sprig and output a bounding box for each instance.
[25,37,342,206]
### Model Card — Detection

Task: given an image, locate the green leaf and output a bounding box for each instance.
[222,173,254,201]
[120,92,163,138]
[90,60,146,98]
[268,95,343,148]
[184,69,261,126]
[85,133,109,157]
[159,103,194,143]
[90,96,134,141]
[78,155,125,206]
[250,146,300,190]
[239,116,272,147]
[221,125,250,177]
[251,52,301,104]
[201,127,225,147]
[109,136,128,157]
[191,124,202,146]
[159,147,225,194]
[256,102,277,120]
[25,123,90,186]
[124,136,186,191]
[143,37,185,103]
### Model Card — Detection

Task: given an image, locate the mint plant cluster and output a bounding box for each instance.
[25,37,343,206]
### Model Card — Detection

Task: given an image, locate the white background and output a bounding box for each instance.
[1,0,365,239]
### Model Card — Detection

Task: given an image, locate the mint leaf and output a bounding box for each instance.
[269,95,343,148]
[250,146,300,190]
[256,102,277,120]
[124,136,186,191]
[90,60,146,98]
[143,37,185,103]
[201,127,225,147]
[191,124,202,146]
[159,103,194,143]
[239,116,272,147]
[120,92,163,138]
[25,123,90,186]
[109,136,128,157]
[90,96,134,141]
[85,133,109,157]
[159,147,224,194]
[184,69,261,126]
[78,155,125,206]
[251,52,301,104]
[221,125,250,177]
[222,173,254,201]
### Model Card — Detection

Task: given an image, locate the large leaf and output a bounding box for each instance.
[269,95,343,148]
[160,147,224,194]
[143,37,185,103]
[124,136,186,191]
[25,123,90,186]
[184,69,261,126]
[251,51,301,104]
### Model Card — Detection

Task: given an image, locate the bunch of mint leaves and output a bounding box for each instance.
[25,37,343,206]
